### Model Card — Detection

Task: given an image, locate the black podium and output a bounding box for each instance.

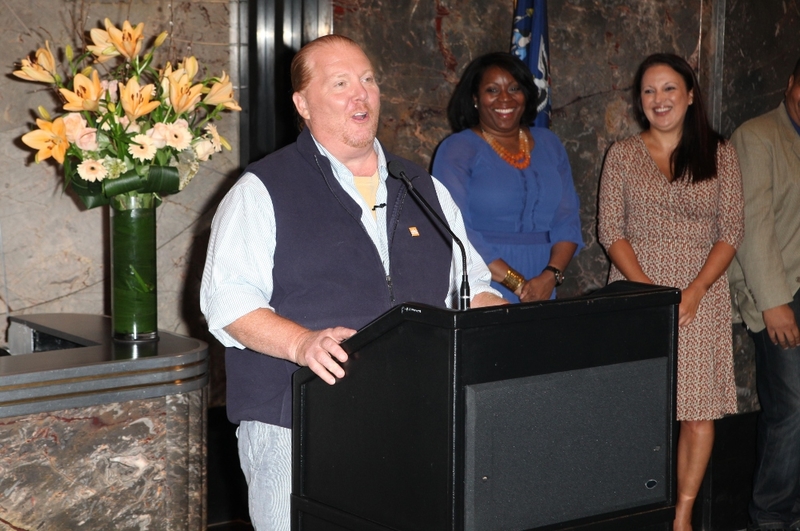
[292,281,680,531]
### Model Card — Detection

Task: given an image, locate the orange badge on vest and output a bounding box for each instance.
[408,227,420,237]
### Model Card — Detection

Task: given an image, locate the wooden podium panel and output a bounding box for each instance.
[293,282,680,531]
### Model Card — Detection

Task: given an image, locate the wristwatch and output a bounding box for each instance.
[544,265,564,286]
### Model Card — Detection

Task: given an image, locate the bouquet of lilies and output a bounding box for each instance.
[13,19,240,209]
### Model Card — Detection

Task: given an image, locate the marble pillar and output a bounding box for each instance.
[334,0,515,165]
[720,0,800,138]
[0,389,207,531]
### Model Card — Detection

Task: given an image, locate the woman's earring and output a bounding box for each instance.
[474,103,478,109]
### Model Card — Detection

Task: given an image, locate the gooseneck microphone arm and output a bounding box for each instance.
[387,160,470,311]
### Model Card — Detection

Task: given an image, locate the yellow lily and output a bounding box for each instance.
[13,41,57,83]
[179,56,199,81]
[119,78,161,121]
[59,70,104,112]
[87,27,119,63]
[104,18,145,60]
[21,117,69,164]
[154,31,169,49]
[159,62,174,101]
[169,71,203,115]
[203,72,242,111]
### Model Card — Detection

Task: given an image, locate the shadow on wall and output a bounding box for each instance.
[182,167,242,408]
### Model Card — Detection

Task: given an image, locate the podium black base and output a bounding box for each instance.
[293,496,674,531]
[292,283,681,531]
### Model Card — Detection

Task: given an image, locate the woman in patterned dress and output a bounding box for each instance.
[597,54,744,530]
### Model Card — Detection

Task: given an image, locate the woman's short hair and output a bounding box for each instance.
[447,52,540,132]
[631,53,723,183]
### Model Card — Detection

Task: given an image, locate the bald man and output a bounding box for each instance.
[201,35,504,529]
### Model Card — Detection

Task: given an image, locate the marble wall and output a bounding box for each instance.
[333,0,800,413]
[721,0,800,137]
[0,0,240,406]
[2,0,798,413]
[334,0,708,296]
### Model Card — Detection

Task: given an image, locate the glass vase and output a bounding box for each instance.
[110,193,158,341]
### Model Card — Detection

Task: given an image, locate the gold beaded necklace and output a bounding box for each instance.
[480,128,531,170]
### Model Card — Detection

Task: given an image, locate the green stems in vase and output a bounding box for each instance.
[110,192,158,341]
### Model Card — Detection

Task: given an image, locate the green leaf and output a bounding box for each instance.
[79,193,111,209]
[142,165,180,194]
[103,169,146,197]
[70,176,110,209]
[70,165,180,207]
[63,158,74,190]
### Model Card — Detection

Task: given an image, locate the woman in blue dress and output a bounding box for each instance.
[432,52,583,301]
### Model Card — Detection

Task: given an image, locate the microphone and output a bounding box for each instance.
[387,160,470,311]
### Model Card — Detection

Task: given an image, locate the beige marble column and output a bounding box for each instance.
[0,388,207,531]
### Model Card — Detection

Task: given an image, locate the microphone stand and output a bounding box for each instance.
[387,161,470,310]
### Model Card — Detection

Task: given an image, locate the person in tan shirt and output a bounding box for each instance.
[729,57,800,531]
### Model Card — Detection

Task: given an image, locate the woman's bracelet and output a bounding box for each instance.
[501,268,526,293]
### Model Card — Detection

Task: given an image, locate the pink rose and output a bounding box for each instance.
[101,79,119,102]
[147,122,170,148]
[63,113,87,143]
[118,115,140,134]
[74,128,99,151]
[193,138,215,161]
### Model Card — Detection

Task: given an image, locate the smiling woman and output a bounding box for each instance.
[640,64,694,141]
[597,52,744,531]
[432,52,584,303]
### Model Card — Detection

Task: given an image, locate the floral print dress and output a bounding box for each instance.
[598,134,745,421]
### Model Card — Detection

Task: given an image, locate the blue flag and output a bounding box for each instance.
[511,0,551,128]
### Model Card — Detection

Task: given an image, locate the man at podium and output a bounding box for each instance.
[200,34,505,531]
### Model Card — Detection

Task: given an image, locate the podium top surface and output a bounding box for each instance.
[342,281,680,354]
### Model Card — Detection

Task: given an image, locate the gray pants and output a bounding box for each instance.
[237,420,292,531]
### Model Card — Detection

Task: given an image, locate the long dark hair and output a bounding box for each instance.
[446,52,539,132]
[632,53,723,183]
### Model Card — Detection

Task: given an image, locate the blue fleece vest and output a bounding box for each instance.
[225,128,453,427]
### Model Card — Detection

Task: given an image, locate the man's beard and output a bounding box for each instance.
[343,115,379,149]
[343,106,381,148]
[344,122,378,148]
